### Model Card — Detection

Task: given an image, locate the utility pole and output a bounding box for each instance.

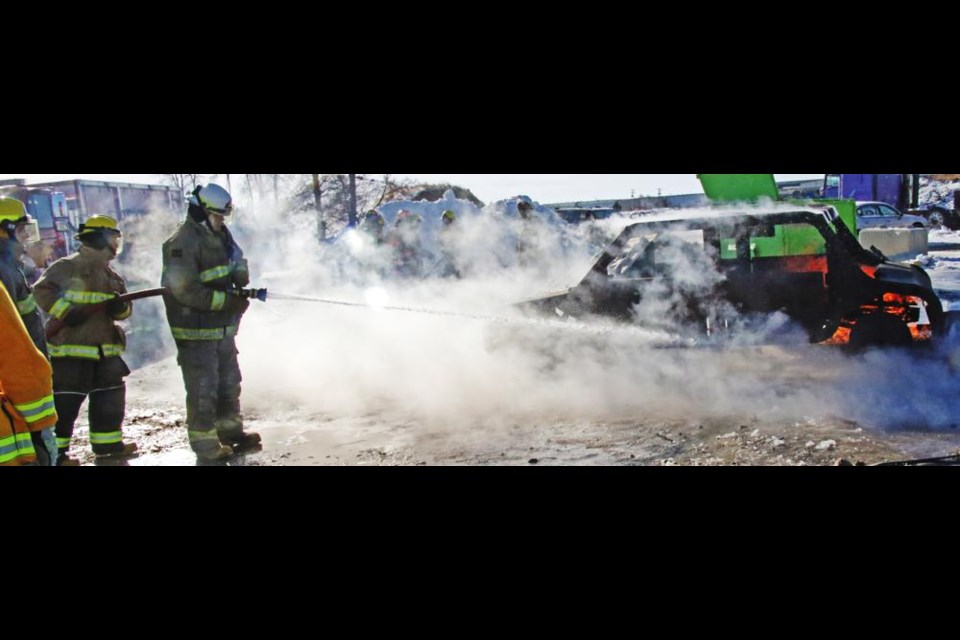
[312,174,325,241]
[348,173,358,227]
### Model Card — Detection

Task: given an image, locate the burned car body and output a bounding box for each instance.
[526,207,944,348]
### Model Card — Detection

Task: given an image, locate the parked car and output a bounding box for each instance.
[855,201,928,230]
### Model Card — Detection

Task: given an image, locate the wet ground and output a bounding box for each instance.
[57,231,960,467]
[58,344,960,467]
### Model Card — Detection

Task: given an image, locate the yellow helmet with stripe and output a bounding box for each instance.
[0,197,31,239]
[77,215,120,236]
[75,215,122,255]
[0,197,28,223]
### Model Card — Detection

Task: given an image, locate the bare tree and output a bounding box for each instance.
[285,174,422,240]
[243,174,262,205]
[312,174,329,240]
[241,174,288,207]
[164,174,204,194]
[206,174,232,192]
[370,174,418,208]
[348,174,358,227]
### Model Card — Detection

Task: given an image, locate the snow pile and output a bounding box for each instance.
[919,177,960,209]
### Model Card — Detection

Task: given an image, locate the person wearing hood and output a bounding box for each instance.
[161,184,261,463]
[33,214,137,465]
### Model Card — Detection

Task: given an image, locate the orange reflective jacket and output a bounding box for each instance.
[0,285,57,466]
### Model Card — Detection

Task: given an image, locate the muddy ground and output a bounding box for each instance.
[61,343,960,467]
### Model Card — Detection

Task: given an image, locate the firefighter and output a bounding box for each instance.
[0,197,47,356]
[161,184,260,463]
[436,209,462,279]
[387,210,425,279]
[515,199,537,266]
[356,209,389,280]
[33,215,137,465]
[0,284,58,466]
[358,209,386,245]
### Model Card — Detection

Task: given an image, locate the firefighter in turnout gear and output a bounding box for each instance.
[436,209,462,279]
[0,197,47,357]
[359,209,386,245]
[161,184,261,463]
[387,209,426,279]
[33,215,137,465]
[0,284,58,466]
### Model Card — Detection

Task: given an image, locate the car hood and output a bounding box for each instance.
[874,261,933,289]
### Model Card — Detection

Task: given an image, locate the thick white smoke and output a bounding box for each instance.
[115,186,960,445]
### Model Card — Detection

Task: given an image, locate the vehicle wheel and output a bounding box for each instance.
[848,313,912,350]
[927,208,946,228]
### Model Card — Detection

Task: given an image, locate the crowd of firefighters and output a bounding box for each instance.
[0,184,260,466]
[354,207,461,280]
[353,198,539,280]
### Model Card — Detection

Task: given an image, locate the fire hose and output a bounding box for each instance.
[44,287,268,339]
[45,285,684,348]
[264,291,512,323]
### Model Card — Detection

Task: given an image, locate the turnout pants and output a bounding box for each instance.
[52,356,130,455]
[175,336,244,455]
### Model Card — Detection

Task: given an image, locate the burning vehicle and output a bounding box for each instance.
[524,206,944,348]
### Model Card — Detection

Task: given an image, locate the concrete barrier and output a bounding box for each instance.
[859,228,928,259]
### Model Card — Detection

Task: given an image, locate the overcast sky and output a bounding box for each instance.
[0,173,824,205]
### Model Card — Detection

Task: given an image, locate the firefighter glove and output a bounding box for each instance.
[106,298,127,316]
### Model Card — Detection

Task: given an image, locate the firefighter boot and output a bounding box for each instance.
[95,442,139,459]
[225,431,262,453]
[216,417,261,452]
[56,454,82,467]
[195,444,234,463]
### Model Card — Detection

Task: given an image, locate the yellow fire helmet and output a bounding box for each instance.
[0,197,28,223]
[75,215,123,255]
[76,214,120,238]
[0,197,31,238]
